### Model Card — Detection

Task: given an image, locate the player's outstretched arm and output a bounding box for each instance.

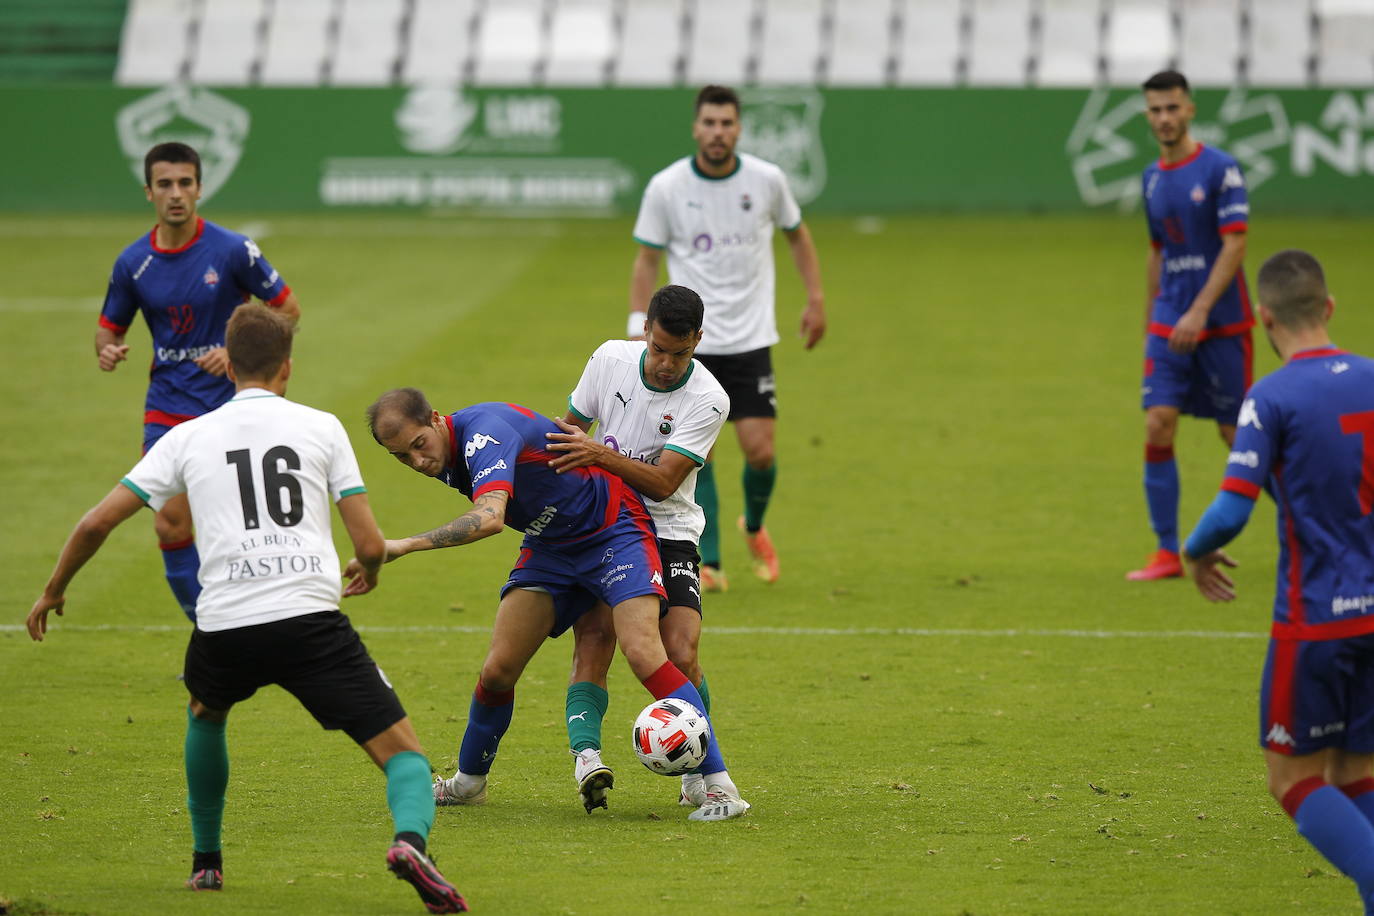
[392,489,510,557]
[94,326,129,372]
[1144,245,1163,337]
[27,485,146,641]
[628,246,662,340]
[784,223,826,349]
[337,492,385,597]
[545,417,695,502]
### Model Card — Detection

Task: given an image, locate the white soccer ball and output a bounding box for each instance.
[632,697,711,776]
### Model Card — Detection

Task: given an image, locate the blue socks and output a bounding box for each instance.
[1284,777,1374,909]
[185,708,228,854]
[1144,445,1179,553]
[458,681,514,776]
[161,538,202,622]
[384,750,435,841]
[643,661,726,776]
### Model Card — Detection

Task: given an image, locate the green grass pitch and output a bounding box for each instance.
[3,211,1373,915]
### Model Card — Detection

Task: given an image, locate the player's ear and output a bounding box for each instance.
[1325,297,1336,322]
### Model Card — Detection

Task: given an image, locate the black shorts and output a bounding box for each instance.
[695,347,776,420]
[660,539,703,615]
[183,611,406,745]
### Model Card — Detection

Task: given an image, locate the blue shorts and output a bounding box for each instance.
[1142,332,1252,424]
[1259,634,1374,755]
[143,423,176,454]
[499,496,667,638]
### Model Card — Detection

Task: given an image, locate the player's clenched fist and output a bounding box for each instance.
[97,343,129,371]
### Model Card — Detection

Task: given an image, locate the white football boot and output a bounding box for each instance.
[572,748,614,814]
[679,772,708,807]
[688,782,751,821]
[433,772,487,806]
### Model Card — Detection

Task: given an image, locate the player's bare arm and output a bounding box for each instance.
[94,325,130,372]
[27,485,147,641]
[394,489,510,555]
[784,222,826,349]
[545,416,695,502]
[1170,231,1246,354]
[628,245,663,340]
[1145,246,1163,336]
[337,492,385,597]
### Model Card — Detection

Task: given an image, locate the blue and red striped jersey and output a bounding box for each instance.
[1220,347,1374,637]
[1142,144,1253,339]
[441,403,642,541]
[100,217,290,422]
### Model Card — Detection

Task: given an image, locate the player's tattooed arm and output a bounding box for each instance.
[389,490,509,557]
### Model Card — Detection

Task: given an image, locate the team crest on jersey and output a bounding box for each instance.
[202,266,219,286]
[658,413,674,435]
[1190,184,1205,204]
[741,193,752,211]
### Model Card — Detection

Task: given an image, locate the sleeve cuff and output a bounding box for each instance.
[1220,477,1261,500]
[267,285,292,306]
[337,485,366,499]
[1219,223,1248,235]
[632,236,666,250]
[663,443,705,467]
[567,397,594,424]
[782,219,802,232]
[119,477,151,504]
[99,315,130,333]
[474,480,514,499]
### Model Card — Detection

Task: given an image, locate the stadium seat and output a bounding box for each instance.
[968,0,1032,86]
[402,0,476,84]
[895,0,964,85]
[260,0,332,85]
[685,0,754,85]
[758,0,824,85]
[1248,0,1312,85]
[332,0,404,85]
[1178,0,1241,87]
[545,0,614,86]
[826,0,892,86]
[188,0,263,86]
[1315,0,1374,85]
[116,0,194,85]
[473,0,543,85]
[1035,0,1100,86]
[614,0,683,85]
[1104,1,1174,86]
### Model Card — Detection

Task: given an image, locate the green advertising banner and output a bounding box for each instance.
[1,85,1371,213]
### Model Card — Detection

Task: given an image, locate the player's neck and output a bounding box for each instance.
[694,152,738,179]
[1276,328,1335,362]
[1159,135,1198,165]
[155,217,199,250]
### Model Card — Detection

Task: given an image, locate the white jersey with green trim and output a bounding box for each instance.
[121,387,367,632]
[632,152,802,356]
[568,340,729,543]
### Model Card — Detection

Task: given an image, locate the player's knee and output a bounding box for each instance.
[1144,413,1177,446]
[478,658,520,693]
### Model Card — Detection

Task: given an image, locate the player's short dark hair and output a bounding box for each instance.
[647,285,705,339]
[1142,70,1190,95]
[695,84,741,114]
[226,304,293,380]
[367,387,433,443]
[1257,249,1329,329]
[144,142,202,185]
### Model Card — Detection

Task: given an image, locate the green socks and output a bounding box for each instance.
[742,463,777,532]
[384,750,435,840]
[565,681,608,752]
[696,675,712,716]
[695,462,721,568]
[185,708,228,854]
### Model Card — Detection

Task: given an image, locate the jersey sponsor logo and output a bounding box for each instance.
[472,458,508,483]
[132,254,154,281]
[601,548,614,563]
[693,233,713,252]
[1218,203,1250,219]
[226,553,326,580]
[1238,398,1263,430]
[464,432,501,458]
[263,268,279,289]
[1311,721,1346,738]
[1265,723,1296,747]
[1332,594,1374,615]
[203,266,219,286]
[525,504,559,536]
[600,561,637,588]
[602,434,663,466]
[116,86,249,203]
[1226,449,1260,468]
[1165,254,1206,273]
[1221,166,1245,190]
[156,343,221,363]
[668,562,698,580]
[1190,183,1206,203]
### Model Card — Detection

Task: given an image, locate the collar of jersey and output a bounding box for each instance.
[1157,143,1205,171]
[149,217,206,254]
[640,350,694,393]
[1290,345,1345,361]
[230,387,279,400]
[689,155,741,181]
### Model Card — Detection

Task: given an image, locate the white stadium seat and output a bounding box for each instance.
[473,0,543,85]
[758,0,825,85]
[686,0,754,85]
[1316,0,1374,85]
[827,0,892,86]
[1036,0,1099,86]
[1248,0,1312,85]
[188,0,262,86]
[1178,0,1241,87]
[1105,1,1174,86]
[546,0,615,86]
[615,0,684,85]
[403,0,476,84]
[332,0,405,86]
[896,0,963,85]
[116,0,195,85]
[260,0,332,85]
[968,0,1032,86]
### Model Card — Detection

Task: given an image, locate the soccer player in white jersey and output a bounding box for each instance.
[547,284,748,819]
[629,84,827,591]
[25,305,466,914]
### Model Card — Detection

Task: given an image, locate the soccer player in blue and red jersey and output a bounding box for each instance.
[97,142,301,619]
[1129,70,1253,581]
[357,388,735,813]
[1183,250,1374,911]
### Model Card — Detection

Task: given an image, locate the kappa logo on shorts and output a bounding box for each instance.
[1265,723,1296,747]
[650,571,664,587]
